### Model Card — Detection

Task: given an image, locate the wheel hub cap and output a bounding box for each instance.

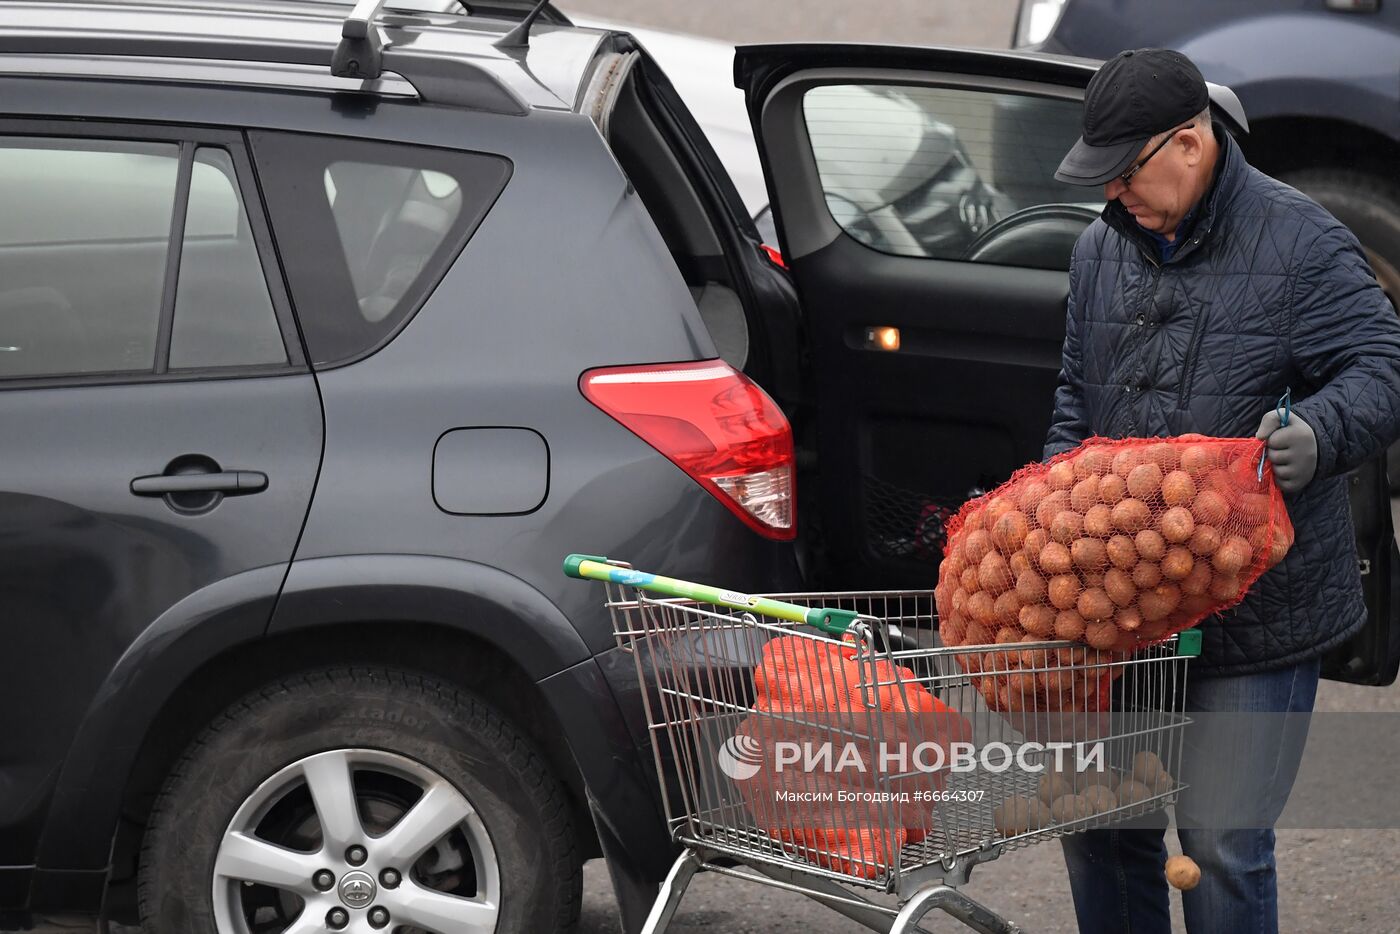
[338,870,377,909]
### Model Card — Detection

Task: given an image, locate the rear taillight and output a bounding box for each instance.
[581,360,795,540]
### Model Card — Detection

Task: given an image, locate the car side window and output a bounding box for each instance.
[0,138,180,378]
[802,85,1101,270]
[250,132,513,368]
[170,147,288,369]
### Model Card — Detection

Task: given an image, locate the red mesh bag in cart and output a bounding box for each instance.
[732,636,972,879]
[934,436,1294,713]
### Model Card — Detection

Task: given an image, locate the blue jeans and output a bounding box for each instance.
[1060,657,1321,934]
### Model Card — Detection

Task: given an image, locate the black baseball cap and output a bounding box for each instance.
[1056,48,1209,186]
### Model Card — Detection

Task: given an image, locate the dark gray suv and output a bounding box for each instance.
[1,3,1394,933]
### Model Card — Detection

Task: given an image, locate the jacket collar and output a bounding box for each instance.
[1102,122,1244,266]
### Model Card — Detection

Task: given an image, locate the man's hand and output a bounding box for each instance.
[1255,410,1318,493]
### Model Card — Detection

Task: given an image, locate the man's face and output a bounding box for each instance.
[1102,127,1199,236]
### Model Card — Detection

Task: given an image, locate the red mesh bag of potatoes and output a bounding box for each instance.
[934,436,1293,713]
[733,635,972,879]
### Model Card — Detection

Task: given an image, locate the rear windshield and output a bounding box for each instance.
[250,132,511,367]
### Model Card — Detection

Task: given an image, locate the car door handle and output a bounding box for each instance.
[130,471,268,496]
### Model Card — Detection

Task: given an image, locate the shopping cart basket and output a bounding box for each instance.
[564,554,1202,934]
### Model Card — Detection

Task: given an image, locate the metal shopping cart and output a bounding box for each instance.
[564,554,1202,934]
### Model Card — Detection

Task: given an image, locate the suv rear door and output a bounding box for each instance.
[0,122,322,875]
[735,45,1398,684]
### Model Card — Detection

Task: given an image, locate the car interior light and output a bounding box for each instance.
[867,326,901,352]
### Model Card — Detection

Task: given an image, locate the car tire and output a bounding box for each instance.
[138,667,581,934]
[1282,169,1400,489]
[1281,168,1400,307]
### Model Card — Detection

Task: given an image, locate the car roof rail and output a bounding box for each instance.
[329,0,568,77]
[0,28,527,114]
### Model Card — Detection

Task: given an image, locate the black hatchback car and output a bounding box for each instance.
[1,2,1394,933]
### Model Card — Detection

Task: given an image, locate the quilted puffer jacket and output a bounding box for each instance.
[1044,127,1400,676]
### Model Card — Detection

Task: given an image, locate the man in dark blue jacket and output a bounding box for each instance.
[1048,48,1400,933]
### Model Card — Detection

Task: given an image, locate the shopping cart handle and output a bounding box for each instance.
[562,554,861,635]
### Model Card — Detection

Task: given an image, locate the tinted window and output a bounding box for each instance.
[170,147,287,369]
[0,138,178,377]
[250,132,512,367]
[803,85,1101,269]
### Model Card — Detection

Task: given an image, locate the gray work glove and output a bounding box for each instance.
[1255,409,1318,493]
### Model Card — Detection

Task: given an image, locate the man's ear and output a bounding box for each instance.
[1178,127,1208,168]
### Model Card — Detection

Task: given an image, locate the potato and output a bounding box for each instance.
[1048,575,1082,611]
[1130,751,1166,787]
[964,621,993,646]
[1046,460,1076,491]
[964,528,994,563]
[1081,784,1118,815]
[1189,524,1223,556]
[1134,529,1167,561]
[1192,488,1229,526]
[1112,498,1151,533]
[986,495,1017,524]
[1240,491,1272,524]
[1111,448,1145,479]
[939,613,968,646]
[1020,604,1056,637]
[1023,527,1051,563]
[1181,593,1216,617]
[1054,608,1087,640]
[1161,470,1196,506]
[978,551,1014,594]
[1180,443,1215,476]
[1017,634,1048,668]
[1161,547,1195,581]
[994,795,1042,836]
[1148,441,1181,471]
[962,505,987,533]
[1104,568,1137,607]
[1115,779,1155,806]
[993,590,1023,627]
[1213,535,1254,574]
[1078,588,1115,621]
[1071,475,1101,512]
[1009,551,1031,579]
[1139,583,1181,621]
[1115,606,1143,633]
[1015,569,1048,603]
[1016,479,1051,511]
[1098,473,1128,504]
[1039,770,1076,806]
[1127,462,1164,500]
[993,510,1030,554]
[1166,855,1201,891]
[1085,619,1120,649]
[966,592,997,624]
[1107,535,1139,569]
[1035,490,1071,530]
[1083,503,1114,537]
[1131,560,1163,589]
[1040,541,1073,575]
[950,588,970,616]
[1050,509,1085,545]
[1208,574,1243,602]
[1180,561,1213,597]
[1050,793,1093,824]
[1074,445,1114,479]
[1071,537,1108,572]
[1159,506,1195,544]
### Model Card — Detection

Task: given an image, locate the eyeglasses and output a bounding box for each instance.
[1119,123,1194,186]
